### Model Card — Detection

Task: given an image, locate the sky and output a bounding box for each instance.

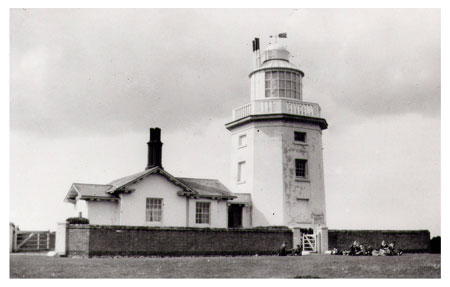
[9,9,441,236]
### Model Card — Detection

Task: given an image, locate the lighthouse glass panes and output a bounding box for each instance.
[265,70,302,99]
[145,198,162,222]
[195,202,210,224]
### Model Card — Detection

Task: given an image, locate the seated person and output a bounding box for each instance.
[388,241,403,256]
[356,243,366,256]
[349,241,360,256]
[293,244,302,256]
[366,245,374,255]
[279,241,288,256]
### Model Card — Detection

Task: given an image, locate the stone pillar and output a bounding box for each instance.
[10,223,15,253]
[55,222,67,256]
[315,226,328,253]
[292,227,302,248]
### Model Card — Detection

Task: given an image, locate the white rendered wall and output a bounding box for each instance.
[229,120,326,228]
[74,198,88,218]
[229,125,254,195]
[280,122,326,227]
[187,198,228,228]
[118,174,187,227]
[230,122,285,226]
[241,206,252,228]
[86,200,120,225]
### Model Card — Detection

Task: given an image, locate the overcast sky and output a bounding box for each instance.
[10,9,441,236]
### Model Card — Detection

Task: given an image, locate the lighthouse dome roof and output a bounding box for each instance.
[262,43,290,62]
[249,47,304,77]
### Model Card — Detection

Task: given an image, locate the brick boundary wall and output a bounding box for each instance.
[66,225,293,257]
[328,230,430,253]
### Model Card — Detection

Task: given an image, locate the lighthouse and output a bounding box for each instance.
[226,36,328,250]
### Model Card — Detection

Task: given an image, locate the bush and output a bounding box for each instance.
[66,217,89,225]
[430,236,440,254]
[300,228,314,234]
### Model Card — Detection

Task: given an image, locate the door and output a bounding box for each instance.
[228,204,243,228]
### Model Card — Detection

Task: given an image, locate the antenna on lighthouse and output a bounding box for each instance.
[252,37,261,69]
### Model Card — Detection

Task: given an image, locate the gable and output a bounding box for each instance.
[118,174,189,226]
[107,167,198,197]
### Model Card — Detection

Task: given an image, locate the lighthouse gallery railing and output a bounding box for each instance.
[232,99,321,121]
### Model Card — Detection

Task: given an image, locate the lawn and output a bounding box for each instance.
[10,253,440,278]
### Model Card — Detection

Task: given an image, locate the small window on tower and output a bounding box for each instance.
[237,161,246,183]
[238,134,247,148]
[295,159,308,178]
[294,131,306,142]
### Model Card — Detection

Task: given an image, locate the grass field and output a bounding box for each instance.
[10,253,440,278]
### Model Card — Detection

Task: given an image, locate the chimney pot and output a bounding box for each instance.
[146,127,163,169]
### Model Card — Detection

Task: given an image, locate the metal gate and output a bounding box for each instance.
[302,234,317,252]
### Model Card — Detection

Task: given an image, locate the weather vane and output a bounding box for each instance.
[269,33,287,44]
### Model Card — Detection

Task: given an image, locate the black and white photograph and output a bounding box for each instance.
[7,6,442,279]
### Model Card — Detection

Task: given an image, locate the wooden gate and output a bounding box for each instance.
[13,231,54,252]
[302,234,317,252]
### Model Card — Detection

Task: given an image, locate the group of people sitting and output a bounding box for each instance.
[278,241,303,256]
[331,240,403,256]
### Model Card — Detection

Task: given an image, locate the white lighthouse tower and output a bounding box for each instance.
[226,36,328,251]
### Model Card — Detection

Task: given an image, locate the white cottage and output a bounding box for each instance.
[65,128,252,228]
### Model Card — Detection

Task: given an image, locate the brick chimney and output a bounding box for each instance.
[146,128,163,170]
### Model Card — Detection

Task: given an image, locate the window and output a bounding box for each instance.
[146,198,162,222]
[294,131,306,142]
[238,134,247,147]
[295,159,308,178]
[196,202,210,224]
[265,70,303,100]
[237,161,246,182]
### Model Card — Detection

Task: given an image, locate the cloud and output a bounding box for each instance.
[289,9,440,119]
[10,9,440,138]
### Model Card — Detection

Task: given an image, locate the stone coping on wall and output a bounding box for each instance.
[67,224,292,233]
[329,229,430,234]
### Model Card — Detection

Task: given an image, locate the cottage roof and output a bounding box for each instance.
[65,167,237,203]
[176,177,236,199]
[229,193,252,206]
[107,169,153,191]
[65,183,118,203]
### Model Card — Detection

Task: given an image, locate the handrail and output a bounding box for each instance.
[232,98,321,121]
